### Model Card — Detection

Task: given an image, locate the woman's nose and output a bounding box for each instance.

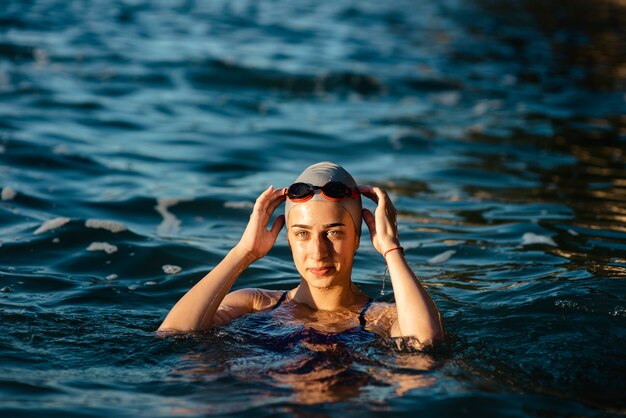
[309,235,330,260]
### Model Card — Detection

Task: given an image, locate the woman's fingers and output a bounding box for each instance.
[252,186,274,214]
[362,208,376,235]
[361,186,401,250]
[362,209,378,249]
[269,214,285,238]
[359,185,395,210]
[256,187,287,237]
[373,186,391,208]
[266,188,287,215]
[252,186,286,222]
[239,187,287,259]
[358,185,379,203]
[372,187,397,219]
[360,185,396,218]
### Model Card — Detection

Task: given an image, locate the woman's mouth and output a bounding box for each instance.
[308,266,334,276]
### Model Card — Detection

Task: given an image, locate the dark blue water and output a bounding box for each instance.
[1,0,625,416]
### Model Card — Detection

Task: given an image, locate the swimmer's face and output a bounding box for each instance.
[287,201,359,288]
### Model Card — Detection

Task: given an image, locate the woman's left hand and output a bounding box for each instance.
[358,185,401,255]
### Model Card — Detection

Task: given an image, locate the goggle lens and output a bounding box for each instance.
[287,182,314,200]
[322,182,351,198]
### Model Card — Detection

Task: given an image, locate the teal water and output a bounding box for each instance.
[1,1,625,416]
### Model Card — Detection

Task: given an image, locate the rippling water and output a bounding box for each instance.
[1,1,625,416]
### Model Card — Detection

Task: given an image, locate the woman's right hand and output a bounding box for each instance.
[358,185,401,256]
[234,186,286,261]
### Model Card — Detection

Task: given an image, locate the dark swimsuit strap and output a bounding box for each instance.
[359,298,374,328]
[271,291,289,310]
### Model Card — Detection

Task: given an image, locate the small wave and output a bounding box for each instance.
[522,233,557,247]
[86,242,118,254]
[186,59,384,96]
[427,250,456,265]
[33,217,71,235]
[85,219,127,233]
[224,201,254,209]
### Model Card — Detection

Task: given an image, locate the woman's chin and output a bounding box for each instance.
[303,271,344,288]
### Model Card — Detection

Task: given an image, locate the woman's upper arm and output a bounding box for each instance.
[212,288,280,327]
[389,317,402,338]
[372,303,438,343]
[386,304,444,346]
[212,289,256,327]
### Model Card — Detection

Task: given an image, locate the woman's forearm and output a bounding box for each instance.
[158,246,256,332]
[387,250,444,343]
[158,186,286,332]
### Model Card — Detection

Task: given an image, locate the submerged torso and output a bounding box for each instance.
[221,289,396,352]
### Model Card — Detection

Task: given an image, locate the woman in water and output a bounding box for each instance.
[159,162,444,347]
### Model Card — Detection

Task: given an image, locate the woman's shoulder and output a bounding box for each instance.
[235,288,287,312]
[364,300,395,311]
[220,288,284,307]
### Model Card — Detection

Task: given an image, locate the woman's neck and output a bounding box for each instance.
[290,280,367,311]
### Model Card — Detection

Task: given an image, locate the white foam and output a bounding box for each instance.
[86,242,118,254]
[34,217,70,235]
[1,186,17,201]
[85,219,127,233]
[162,264,181,275]
[522,232,557,247]
[144,281,157,286]
[555,299,588,311]
[609,307,625,317]
[427,249,456,265]
[106,274,118,281]
[155,197,191,236]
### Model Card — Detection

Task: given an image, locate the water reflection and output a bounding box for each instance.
[168,332,439,410]
[475,0,626,91]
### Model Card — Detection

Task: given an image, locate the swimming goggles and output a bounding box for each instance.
[285,181,359,203]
